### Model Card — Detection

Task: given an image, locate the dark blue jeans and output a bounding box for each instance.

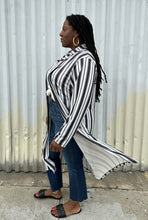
[47,100,87,202]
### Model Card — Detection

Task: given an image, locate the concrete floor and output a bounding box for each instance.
[0,171,148,220]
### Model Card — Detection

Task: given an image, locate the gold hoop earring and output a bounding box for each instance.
[73,36,79,47]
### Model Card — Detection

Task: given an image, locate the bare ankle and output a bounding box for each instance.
[67,199,80,207]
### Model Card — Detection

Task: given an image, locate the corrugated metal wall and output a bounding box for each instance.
[0,0,148,172]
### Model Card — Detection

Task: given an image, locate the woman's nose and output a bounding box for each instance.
[59,31,62,36]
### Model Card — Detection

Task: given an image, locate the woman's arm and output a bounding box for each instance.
[53,57,96,148]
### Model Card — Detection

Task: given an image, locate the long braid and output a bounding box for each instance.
[66,14,107,102]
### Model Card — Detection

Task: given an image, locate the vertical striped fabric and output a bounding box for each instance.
[42,44,137,179]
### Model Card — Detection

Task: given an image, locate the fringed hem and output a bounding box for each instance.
[99,161,131,180]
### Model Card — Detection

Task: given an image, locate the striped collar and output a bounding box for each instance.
[58,44,87,61]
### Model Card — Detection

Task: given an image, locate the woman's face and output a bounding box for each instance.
[59,19,78,50]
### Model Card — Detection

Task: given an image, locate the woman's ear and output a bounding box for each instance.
[75,33,79,38]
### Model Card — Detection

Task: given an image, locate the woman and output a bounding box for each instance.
[34,14,137,218]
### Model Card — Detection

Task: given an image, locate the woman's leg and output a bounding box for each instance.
[62,138,87,202]
[51,138,87,217]
[35,100,64,198]
[35,117,62,198]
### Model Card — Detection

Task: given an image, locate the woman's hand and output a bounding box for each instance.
[49,140,63,152]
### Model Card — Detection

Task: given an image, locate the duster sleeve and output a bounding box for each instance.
[54,56,96,147]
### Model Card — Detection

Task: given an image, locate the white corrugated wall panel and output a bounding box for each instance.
[0,0,148,172]
[102,0,148,171]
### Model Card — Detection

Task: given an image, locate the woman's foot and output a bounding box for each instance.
[51,199,81,217]
[44,189,62,199]
[34,189,62,199]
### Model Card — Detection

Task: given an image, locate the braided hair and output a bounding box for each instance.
[66,14,107,102]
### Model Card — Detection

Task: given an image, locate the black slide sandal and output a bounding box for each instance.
[51,204,81,218]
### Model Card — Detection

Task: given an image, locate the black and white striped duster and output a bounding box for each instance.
[42,45,137,179]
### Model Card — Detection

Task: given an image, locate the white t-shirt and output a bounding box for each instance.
[46,86,55,100]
